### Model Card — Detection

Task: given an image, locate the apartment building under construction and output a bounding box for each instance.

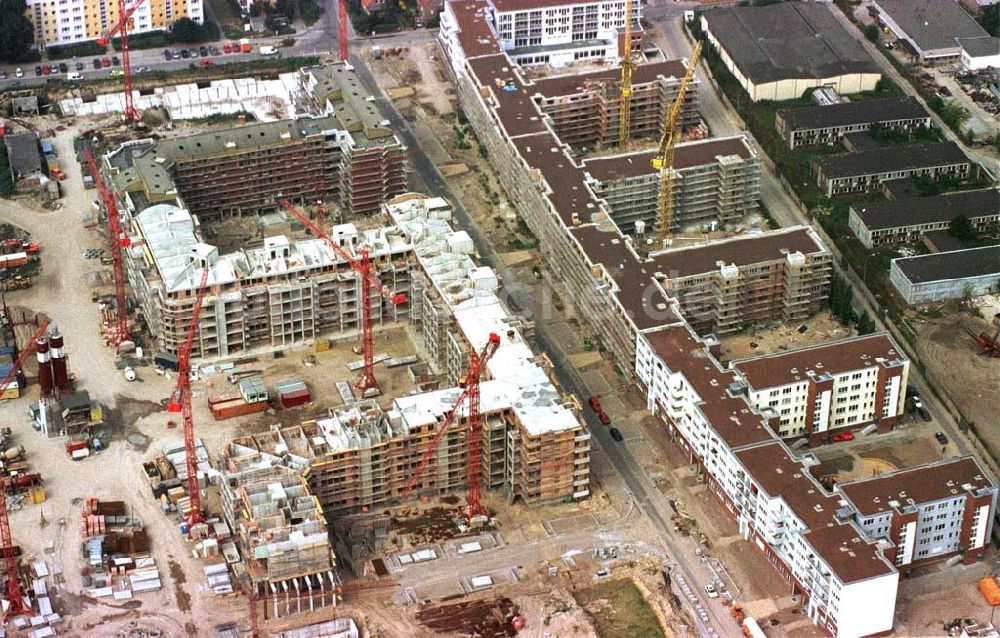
[529,60,701,151]
[219,453,339,620]
[123,203,413,358]
[223,194,590,517]
[107,66,406,219]
[583,135,761,234]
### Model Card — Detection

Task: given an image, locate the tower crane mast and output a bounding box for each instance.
[167,267,211,531]
[0,320,49,623]
[653,42,702,248]
[85,148,131,348]
[618,0,636,150]
[282,200,406,396]
[402,333,501,523]
[96,0,148,123]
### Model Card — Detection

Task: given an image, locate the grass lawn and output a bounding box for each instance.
[208,0,244,39]
[572,579,665,638]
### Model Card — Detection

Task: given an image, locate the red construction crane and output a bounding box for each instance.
[0,319,50,623]
[84,148,131,348]
[282,200,406,396]
[401,333,501,522]
[167,267,210,531]
[338,0,348,61]
[96,0,148,123]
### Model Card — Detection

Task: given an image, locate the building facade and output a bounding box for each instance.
[837,457,997,569]
[775,97,931,149]
[811,142,971,197]
[487,0,644,67]
[849,189,1000,249]
[583,135,760,234]
[26,0,203,48]
[889,245,1000,305]
[731,334,909,442]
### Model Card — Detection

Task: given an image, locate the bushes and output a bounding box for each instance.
[299,0,323,26]
[46,41,104,59]
[112,18,220,50]
[0,147,13,198]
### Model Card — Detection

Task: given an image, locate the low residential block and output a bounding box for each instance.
[848,189,1000,248]
[775,96,930,149]
[811,142,971,197]
[889,245,1000,305]
[731,333,909,442]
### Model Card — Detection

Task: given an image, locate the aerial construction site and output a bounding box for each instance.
[0,0,997,636]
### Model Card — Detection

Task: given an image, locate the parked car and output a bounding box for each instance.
[163,49,172,60]
[199,59,214,67]
[172,51,181,60]
[223,43,233,54]
[209,46,220,56]
[906,385,919,398]
[14,68,23,78]
[704,584,719,599]
[102,57,111,67]
[199,46,208,57]
[609,427,623,442]
[935,431,948,445]
[75,61,84,71]
[588,396,601,412]
[0,70,6,80]
[111,56,120,66]
[49,64,59,74]
[58,62,67,73]
[599,411,611,426]
[180,49,190,58]
[93,58,102,69]
[35,65,43,76]
[832,431,854,443]
[919,407,932,422]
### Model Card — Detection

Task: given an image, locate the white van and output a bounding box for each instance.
[259,45,278,56]
[67,72,82,81]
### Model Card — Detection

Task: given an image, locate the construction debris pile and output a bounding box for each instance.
[81,498,161,600]
[143,438,211,524]
[2,429,44,510]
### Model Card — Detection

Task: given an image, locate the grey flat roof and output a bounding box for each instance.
[958,36,1000,58]
[853,189,1000,231]
[813,142,969,179]
[778,96,928,131]
[894,245,1000,283]
[875,0,988,53]
[3,133,40,178]
[702,3,878,84]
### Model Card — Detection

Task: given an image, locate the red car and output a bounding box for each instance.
[200,59,214,67]
[832,431,854,443]
[41,65,51,75]
[599,411,611,426]
[223,43,232,53]
[102,57,111,68]
[588,396,601,412]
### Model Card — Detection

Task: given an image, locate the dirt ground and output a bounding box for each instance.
[913,312,1000,449]
[717,310,854,362]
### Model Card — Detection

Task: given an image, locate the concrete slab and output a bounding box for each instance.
[580,370,613,395]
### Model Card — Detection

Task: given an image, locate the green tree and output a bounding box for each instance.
[863,24,880,42]
[857,310,876,335]
[0,0,34,63]
[979,4,1000,36]
[949,215,977,242]
[170,17,218,43]
[829,271,854,325]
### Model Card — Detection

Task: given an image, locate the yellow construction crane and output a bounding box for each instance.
[617,0,635,150]
[652,41,702,248]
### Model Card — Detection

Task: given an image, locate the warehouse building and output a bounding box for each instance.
[959,36,1000,71]
[224,194,590,514]
[531,60,700,151]
[582,135,761,234]
[107,67,406,219]
[123,204,413,358]
[811,142,971,197]
[889,245,1000,305]
[849,189,1000,248]
[731,333,909,442]
[775,97,931,149]
[699,3,881,102]
[873,0,991,64]
[485,0,644,68]
[837,456,997,568]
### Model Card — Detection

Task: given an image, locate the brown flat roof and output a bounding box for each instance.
[449,0,503,58]
[645,327,774,449]
[467,55,549,138]
[529,60,689,98]
[735,441,838,528]
[802,523,896,583]
[652,226,825,279]
[582,136,753,182]
[838,456,995,518]
[733,333,905,390]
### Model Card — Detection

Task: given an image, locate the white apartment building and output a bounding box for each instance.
[731,334,909,442]
[26,0,203,48]
[487,0,643,67]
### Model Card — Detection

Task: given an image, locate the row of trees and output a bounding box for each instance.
[0,0,34,63]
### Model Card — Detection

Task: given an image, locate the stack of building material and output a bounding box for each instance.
[204,561,233,595]
[209,394,269,420]
[276,378,310,408]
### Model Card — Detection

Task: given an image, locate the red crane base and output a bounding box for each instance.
[3,593,33,622]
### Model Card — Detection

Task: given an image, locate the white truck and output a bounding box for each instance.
[259,45,279,57]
